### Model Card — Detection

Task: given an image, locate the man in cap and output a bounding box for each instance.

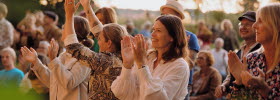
[215,11,261,98]
[160,1,200,100]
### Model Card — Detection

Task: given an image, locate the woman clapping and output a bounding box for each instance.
[112,15,190,100]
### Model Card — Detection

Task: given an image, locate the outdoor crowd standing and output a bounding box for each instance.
[0,0,279,100]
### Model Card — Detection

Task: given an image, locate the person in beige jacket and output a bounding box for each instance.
[20,16,93,100]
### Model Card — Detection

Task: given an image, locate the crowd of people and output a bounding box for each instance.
[0,0,279,100]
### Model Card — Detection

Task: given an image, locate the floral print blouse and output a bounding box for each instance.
[230,48,280,100]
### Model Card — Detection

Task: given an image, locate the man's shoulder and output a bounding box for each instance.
[0,19,13,27]
[185,30,200,52]
[11,68,24,76]
[185,31,196,36]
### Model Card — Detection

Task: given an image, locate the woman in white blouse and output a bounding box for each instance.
[20,16,92,100]
[112,15,190,100]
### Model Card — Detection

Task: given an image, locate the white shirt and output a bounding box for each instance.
[210,48,228,75]
[32,51,91,100]
[111,53,190,100]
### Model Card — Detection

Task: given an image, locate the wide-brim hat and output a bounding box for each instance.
[160,0,185,19]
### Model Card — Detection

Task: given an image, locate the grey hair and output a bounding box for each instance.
[39,41,50,47]
[214,38,224,45]
[1,47,16,61]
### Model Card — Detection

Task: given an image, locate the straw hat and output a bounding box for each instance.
[160,0,185,19]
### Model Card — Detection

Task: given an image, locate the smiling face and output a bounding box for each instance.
[239,18,256,40]
[252,15,273,45]
[196,53,208,68]
[151,20,173,50]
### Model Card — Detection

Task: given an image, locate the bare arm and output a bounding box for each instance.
[80,0,103,37]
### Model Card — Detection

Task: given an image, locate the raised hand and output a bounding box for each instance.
[121,36,134,69]
[63,0,79,42]
[20,46,38,64]
[132,34,147,69]
[80,0,91,8]
[64,0,80,17]
[48,39,59,61]
[228,51,247,84]
[215,85,226,98]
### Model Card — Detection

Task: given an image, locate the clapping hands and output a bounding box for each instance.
[48,39,59,61]
[21,46,38,64]
[228,51,247,84]
[121,34,148,69]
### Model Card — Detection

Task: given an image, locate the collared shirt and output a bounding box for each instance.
[240,43,259,59]
[111,52,190,100]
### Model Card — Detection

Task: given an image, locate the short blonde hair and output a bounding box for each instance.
[221,19,233,31]
[1,47,17,61]
[198,51,215,67]
[0,2,8,18]
[257,3,280,68]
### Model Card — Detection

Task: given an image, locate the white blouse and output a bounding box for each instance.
[32,51,91,100]
[111,53,190,100]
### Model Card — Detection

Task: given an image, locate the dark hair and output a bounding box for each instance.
[155,15,188,62]
[74,16,94,48]
[95,7,117,24]
[28,70,37,80]
[28,54,49,80]
[43,11,58,21]
[103,23,127,52]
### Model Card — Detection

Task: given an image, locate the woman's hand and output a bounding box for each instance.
[241,68,270,97]
[63,0,79,41]
[64,0,80,17]
[48,39,59,61]
[132,34,147,69]
[228,51,247,84]
[241,68,266,88]
[20,46,38,64]
[121,36,134,69]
